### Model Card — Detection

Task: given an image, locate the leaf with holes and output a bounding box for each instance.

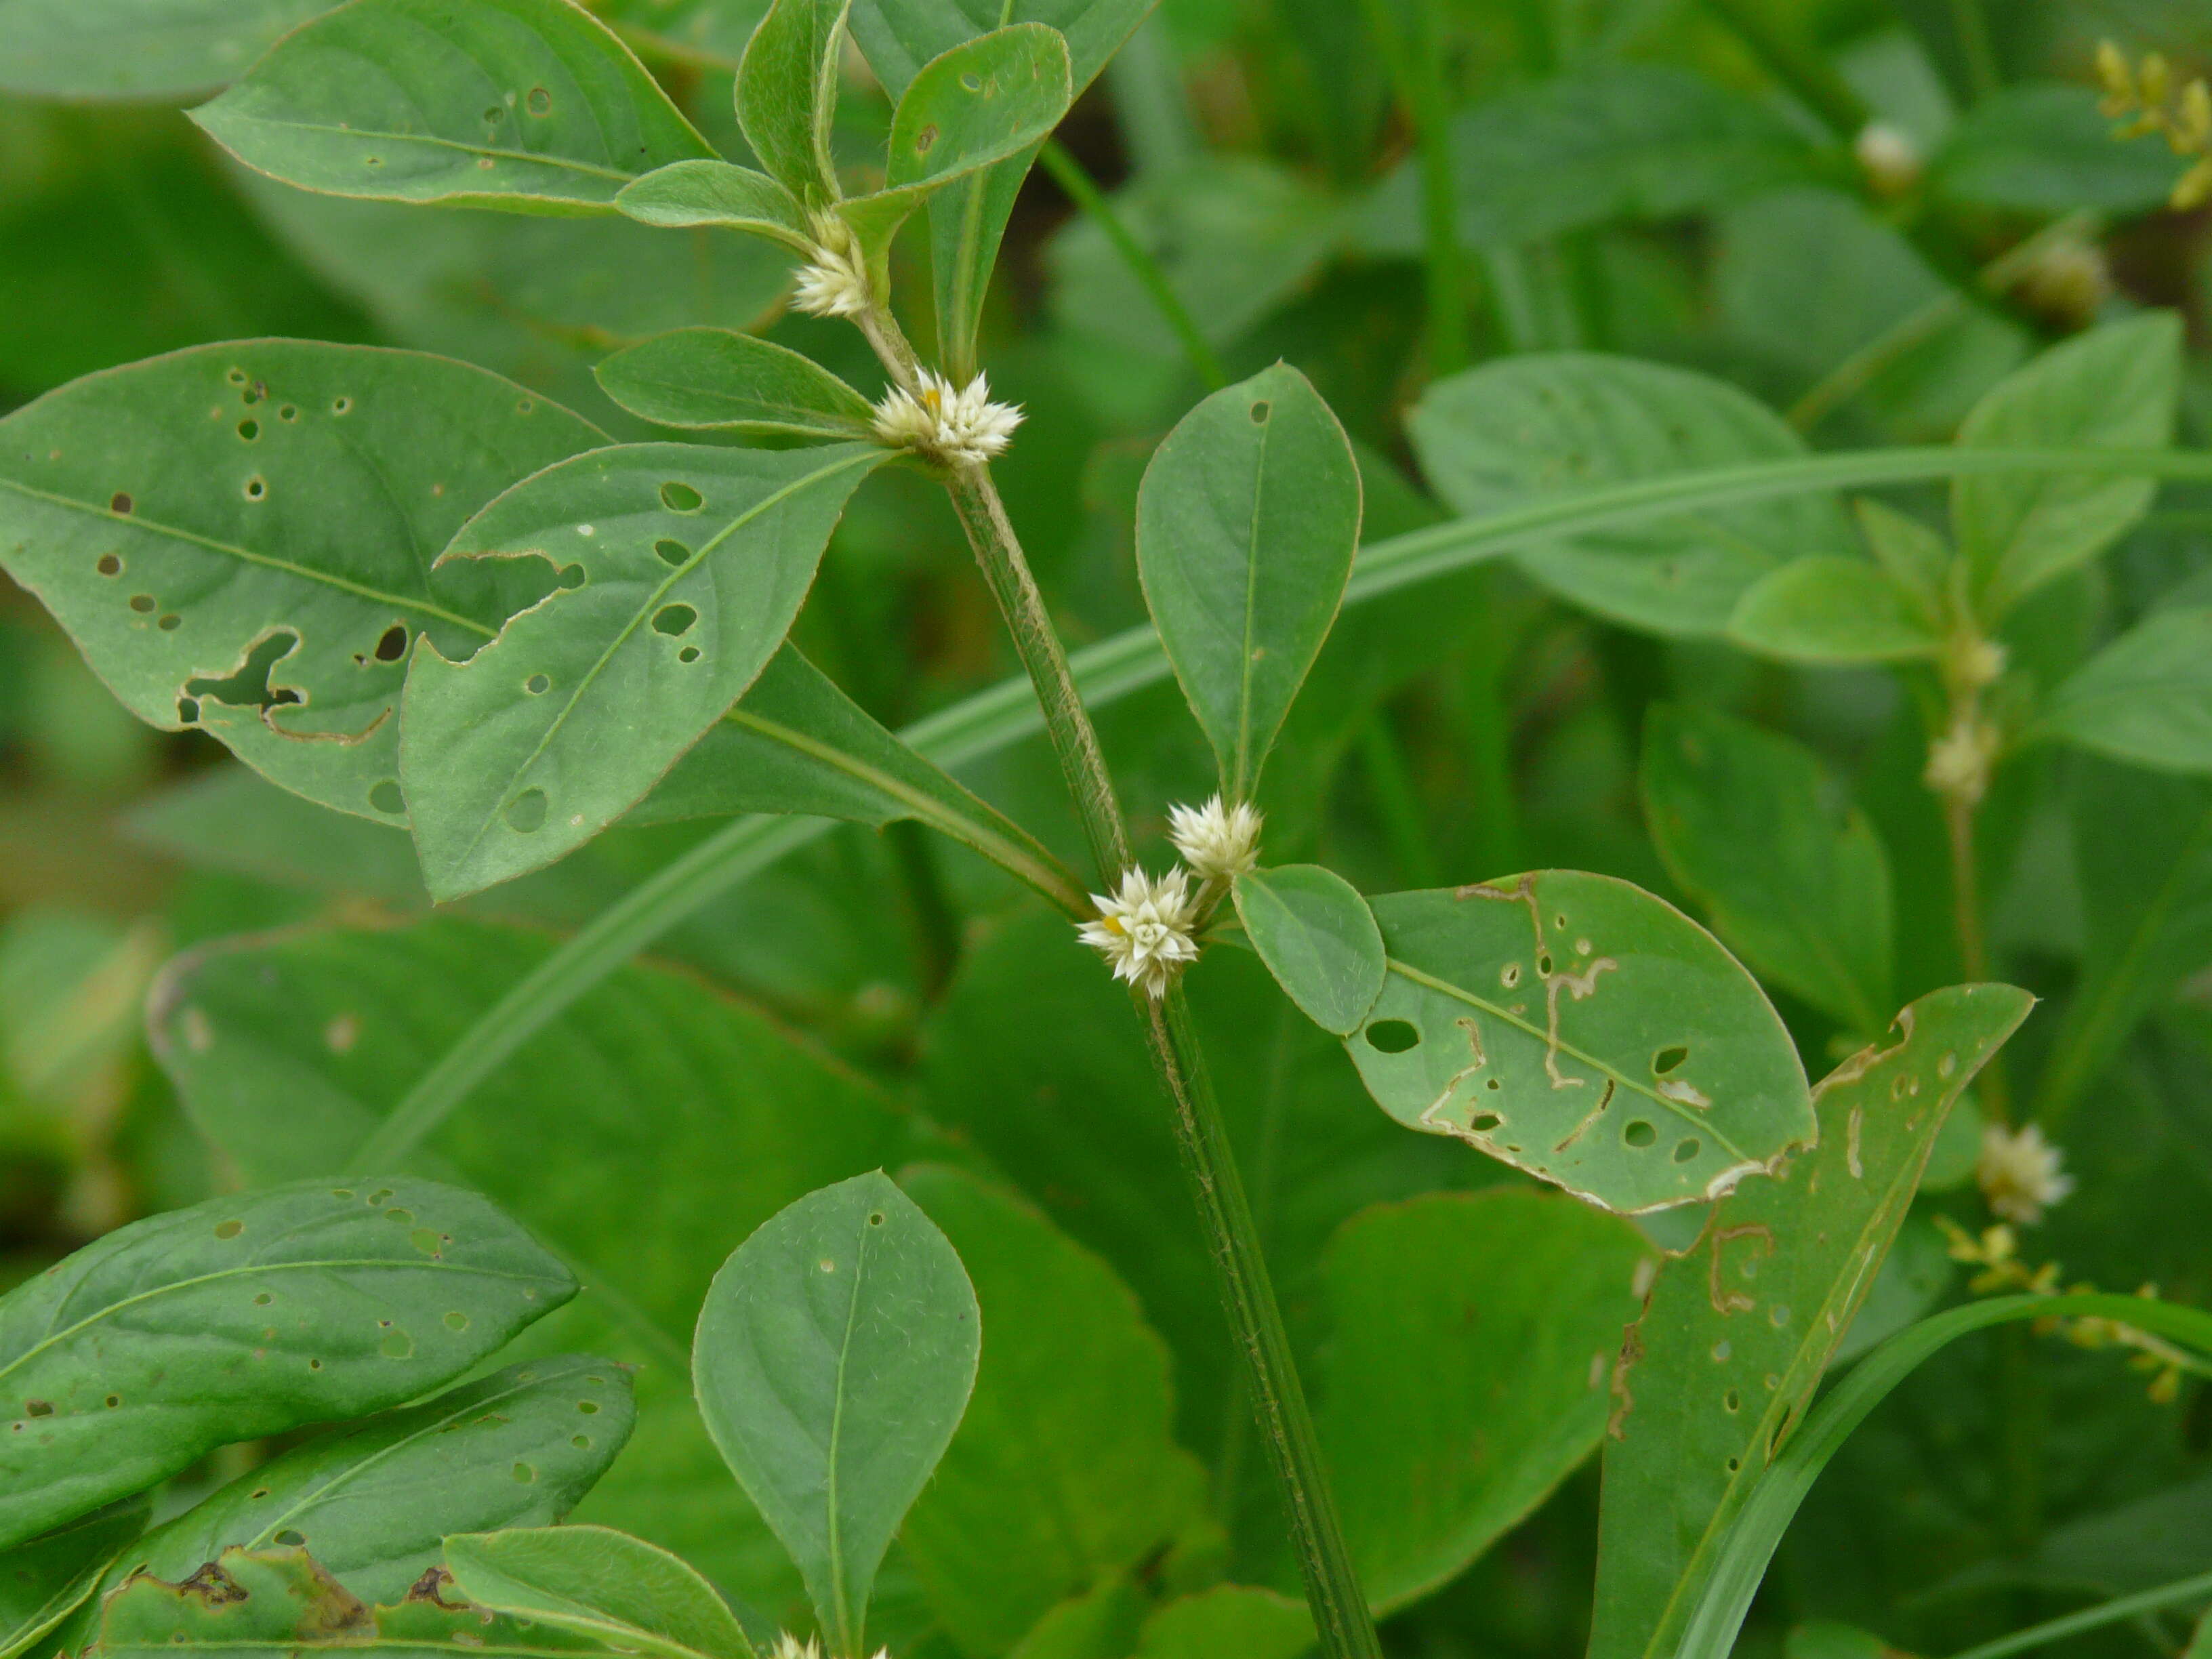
[0,0,333,98]
[0,1176,573,1555]
[614,161,813,247]
[736,0,848,209]
[444,1525,757,1659]
[47,1357,634,1658]
[1322,1189,1652,1614]
[634,644,1084,912]
[898,1167,1207,1657]
[1588,983,2032,1659]
[1642,704,1894,1033]
[189,0,715,215]
[1408,353,1853,638]
[1233,865,1387,1037]
[1136,365,1361,800]
[0,1498,147,1659]
[0,342,599,824]
[2035,608,2212,775]
[693,1172,979,1657]
[400,441,889,901]
[1343,874,1814,1214]
[1953,313,2182,618]
[594,329,877,440]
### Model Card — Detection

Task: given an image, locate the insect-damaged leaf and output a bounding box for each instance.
[1343,874,1814,1214]
[190,0,716,215]
[444,1525,758,1659]
[401,442,889,901]
[1136,364,1362,800]
[1587,983,2032,1659]
[0,1497,147,1659]
[693,1172,979,1657]
[0,1177,574,1555]
[0,342,600,824]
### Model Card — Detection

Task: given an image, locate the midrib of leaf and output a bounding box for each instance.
[824,1213,876,1658]
[446,448,882,871]
[1232,404,1273,799]
[1382,959,1756,1158]
[0,1258,552,1386]
[0,478,496,637]
[218,119,640,187]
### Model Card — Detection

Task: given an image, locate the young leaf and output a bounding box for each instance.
[48,1357,636,1656]
[1130,1586,1313,1659]
[1342,874,1814,1214]
[2035,608,2212,775]
[1641,703,1895,1033]
[693,1171,980,1656]
[0,1177,575,1554]
[1852,497,1952,611]
[1953,313,2183,618]
[1408,354,1852,638]
[1726,556,1944,663]
[858,22,1072,224]
[1232,865,1387,1038]
[634,644,1085,913]
[190,0,716,215]
[897,1168,1208,1656]
[1136,364,1362,800]
[1323,1189,1650,1614]
[1587,983,2033,1659]
[0,342,600,824]
[614,161,813,248]
[445,1525,758,1659]
[594,329,878,439]
[0,0,329,98]
[737,0,850,208]
[401,441,890,900]
[0,1498,147,1659]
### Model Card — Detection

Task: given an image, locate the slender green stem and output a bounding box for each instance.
[1354,0,1469,373]
[1038,140,1225,392]
[1947,1570,2212,1659]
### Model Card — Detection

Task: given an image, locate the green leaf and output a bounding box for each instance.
[1954,314,2184,617]
[1136,364,1362,798]
[189,0,716,215]
[693,1171,980,1655]
[1232,865,1387,1038]
[898,1167,1208,1658]
[1343,874,1814,1214]
[1408,353,1852,637]
[1726,556,1944,663]
[1007,1579,1147,1659]
[49,1357,636,1656]
[1931,83,2184,215]
[1641,703,1895,1032]
[1852,497,1952,611]
[1130,1586,1312,1659]
[878,23,1073,200]
[1586,983,2032,1659]
[401,442,889,900]
[0,342,600,823]
[0,0,331,98]
[0,1176,575,1554]
[737,0,848,208]
[592,0,771,66]
[615,161,813,249]
[444,1525,757,1659]
[2036,608,2212,774]
[0,1499,146,1659]
[1322,1189,1650,1614]
[595,329,878,439]
[150,918,909,1617]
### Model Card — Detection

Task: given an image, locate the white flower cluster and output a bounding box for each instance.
[1077,796,1263,998]
[791,211,870,321]
[1977,1121,2075,1226]
[872,369,1025,467]
[1853,121,1923,197]
[770,1637,886,1659]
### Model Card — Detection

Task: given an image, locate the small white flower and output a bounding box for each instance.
[2013,233,2113,329]
[1078,867,1200,998]
[768,1639,886,1659]
[1168,795,1263,882]
[1977,1122,2076,1225]
[1853,121,1923,196]
[792,211,870,320]
[1925,715,2000,805]
[872,368,1024,466]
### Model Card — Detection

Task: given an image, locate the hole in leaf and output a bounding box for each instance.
[243,476,266,501]
[238,419,260,442]
[525,674,550,695]
[444,1311,470,1330]
[678,645,701,663]
[505,789,548,833]
[1249,400,1271,424]
[960,71,981,90]
[369,780,405,817]
[1470,1112,1502,1132]
[577,1400,599,1414]
[1364,1019,1420,1054]
[1537,951,1553,975]
[110,492,132,515]
[214,1219,243,1238]
[1654,1045,1689,1075]
[309,1358,323,1370]
[105,1395,120,1409]
[527,86,551,115]
[97,553,121,575]
[226,368,247,386]
[332,396,352,415]
[513,1462,536,1483]
[1673,1137,1700,1163]
[279,405,298,422]
[253,1293,272,1307]
[556,564,586,590]
[573,1435,591,1450]
[379,1330,413,1359]
[274,1531,305,1547]
[868,1211,886,1226]
[129,594,155,613]
[914,123,939,152]
[24,1401,51,1418]
[1500,962,1521,987]
[654,538,689,567]
[177,697,199,724]
[187,630,301,711]
[1723,1389,1741,1412]
[660,480,703,512]
[653,603,697,636]
[1623,1120,1656,1148]
[157,613,180,632]
[373,624,407,662]
[483,105,503,123]
[1484,1076,1502,1090]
